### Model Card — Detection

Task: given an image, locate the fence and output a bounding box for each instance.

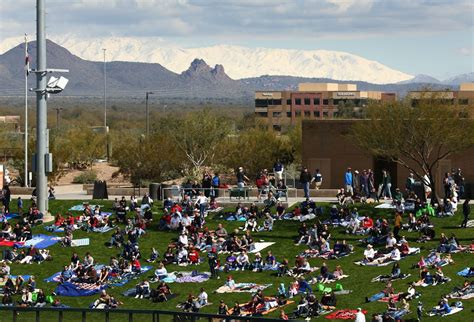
[160,187,289,203]
[0,306,286,322]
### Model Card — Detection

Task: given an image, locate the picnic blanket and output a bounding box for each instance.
[457,268,474,277]
[250,242,275,254]
[55,281,107,297]
[282,213,316,222]
[378,292,403,302]
[311,275,350,285]
[161,271,210,284]
[354,247,420,266]
[465,219,474,227]
[215,283,272,294]
[23,234,60,249]
[91,225,114,233]
[224,214,247,221]
[69,204,104,211]
[371,274,411,283]
[375,203,396,209]
[325,309,368,320]
[427,306,463,317]
[228,298,294,316]
[71,238,90,247]
[418,277,452,287]
[108,266,153,287]
[3,213,20,221]
[44,264,105,283]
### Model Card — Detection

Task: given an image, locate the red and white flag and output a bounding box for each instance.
[24,33,30,76]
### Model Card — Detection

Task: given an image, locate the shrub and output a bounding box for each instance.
[72,170,97,184]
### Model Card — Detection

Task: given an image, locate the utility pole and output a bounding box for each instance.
[103,48,108,160]
[35,0,48,214]
[145,91,153,136]
[33,0,68,217]
[24,34,29,187]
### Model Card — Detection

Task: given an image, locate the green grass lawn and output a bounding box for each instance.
[1,199,473,321]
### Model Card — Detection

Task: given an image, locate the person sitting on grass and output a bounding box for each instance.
[150,282,171,303]
[320,290,337,310]
[236,250,250,271]
[197,287,208,307]
[366,281,395,302]
[135,279,150,298]
[251,252,263,272]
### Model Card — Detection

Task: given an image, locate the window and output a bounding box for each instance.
[255,99,268,107]
[459,99,469,105]
[314,111,321,117]
[313,98,320,105]
[286,99,291,105]
[295,98,302,105]
[304,98,311,105]
[286,112,292,117]
[272,112,281,117]
[323,111,329,117]
[257,112,268,117]
[323,99,329,105]
[273,125,282,132]
[272,99,282,105]
[295,111,301,117]
[304,111,311,117]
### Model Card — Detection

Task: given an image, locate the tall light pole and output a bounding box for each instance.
[102,48,108,160]
[145,91,153,136]
[35,0,48,214]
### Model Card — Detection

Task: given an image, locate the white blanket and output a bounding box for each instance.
[250,242,275,254]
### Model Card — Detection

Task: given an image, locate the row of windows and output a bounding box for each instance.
[270,111,330,118]
[293,98,327,105]
[411,98,471,107]
[255,99,282,107]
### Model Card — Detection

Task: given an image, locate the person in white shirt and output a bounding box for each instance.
[355,308,366,322]
[389,247,401,261]
[364,245,375,262]
[197,288,208,306]
[178,232,189,247]
[386,233,397,249]
[195,192,208,218]
[236,251,250,271]
[154,263,168,280]
[177,247,188,265]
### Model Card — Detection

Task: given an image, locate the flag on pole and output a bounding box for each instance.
[24,34,30,76]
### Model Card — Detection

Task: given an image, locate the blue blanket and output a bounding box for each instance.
[22,234,59,249]
[109,266,153,286]
[55,282,107,297]
[69,204,104,211]
[457,268,474,277]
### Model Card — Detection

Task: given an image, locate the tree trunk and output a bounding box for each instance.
[428,170,439,206]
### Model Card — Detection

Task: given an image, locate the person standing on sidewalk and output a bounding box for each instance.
[300,167,312,198]
[344,168,354,196]
[311,169,323,190]
[461,199,470,228]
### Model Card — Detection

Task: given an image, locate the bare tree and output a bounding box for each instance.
[351,96,474,203]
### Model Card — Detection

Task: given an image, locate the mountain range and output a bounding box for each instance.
[0,39,471,101]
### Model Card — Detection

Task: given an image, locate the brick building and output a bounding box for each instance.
[255,83,396,131]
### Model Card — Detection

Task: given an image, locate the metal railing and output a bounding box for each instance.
[160,187,289,203]
[0,306,286,322]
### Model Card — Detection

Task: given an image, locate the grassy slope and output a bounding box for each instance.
[1,199,472,322]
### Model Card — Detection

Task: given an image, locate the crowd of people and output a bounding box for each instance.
[0,164,472,321]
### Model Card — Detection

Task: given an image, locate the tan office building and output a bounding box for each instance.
[408,83,474,107]
[255,83,396,131]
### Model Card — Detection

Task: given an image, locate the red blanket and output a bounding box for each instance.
[325,309,368,320]
[0,239,23,247]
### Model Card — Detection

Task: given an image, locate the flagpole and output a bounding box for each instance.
[24,33,29,187]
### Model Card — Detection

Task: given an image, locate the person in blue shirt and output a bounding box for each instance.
[211,173,220,197]
[344,168,353,196]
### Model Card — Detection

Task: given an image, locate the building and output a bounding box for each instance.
[255,83,396,131]
[408,83,474,107]
[0,115,21,133]
[301,119,474,198]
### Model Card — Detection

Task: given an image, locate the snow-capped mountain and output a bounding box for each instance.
[0,36,413,84]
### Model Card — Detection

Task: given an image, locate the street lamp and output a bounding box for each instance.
[145,91,153,136]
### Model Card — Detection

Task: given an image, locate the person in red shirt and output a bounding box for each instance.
[131,257,141,273]
[188,247,200,265]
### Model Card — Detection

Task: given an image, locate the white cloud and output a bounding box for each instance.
[457,47,473,56]
[0,0,471,41]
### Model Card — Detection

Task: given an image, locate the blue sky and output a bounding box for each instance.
[0,0,472,79]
